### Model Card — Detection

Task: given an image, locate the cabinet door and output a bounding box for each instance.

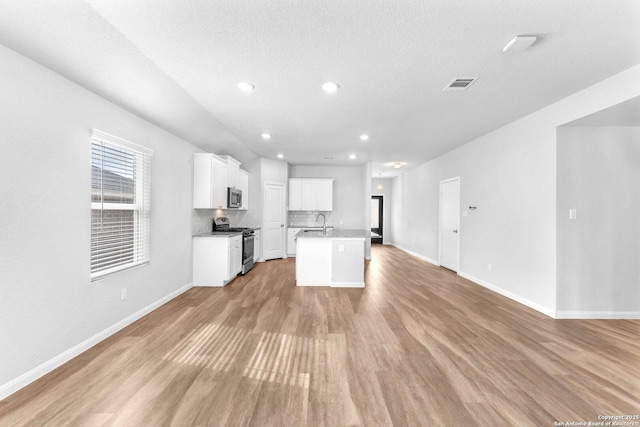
[316,180,333,211]
[301,180,318,210]
[287,228,300,255]
[229,235,242,276]
[289,179,302,211]
[211,158,228,209]
[226,158,240,189]
[254,230,261,261]
[239,170,249,210]
[193,154,213,208]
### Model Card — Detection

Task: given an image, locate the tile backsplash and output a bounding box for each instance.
[288,211,332,227]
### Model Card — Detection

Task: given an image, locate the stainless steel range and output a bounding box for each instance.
[212,217,255,275]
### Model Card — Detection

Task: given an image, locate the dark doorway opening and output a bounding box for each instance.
[371,195,383,244]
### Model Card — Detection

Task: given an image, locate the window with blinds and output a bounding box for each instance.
[90,129,153,280]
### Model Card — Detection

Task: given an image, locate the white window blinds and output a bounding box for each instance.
[90,129,153,280]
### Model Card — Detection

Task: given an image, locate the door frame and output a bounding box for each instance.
[371,195,383,244]
[262,181,286,260]
[438,176,460,271]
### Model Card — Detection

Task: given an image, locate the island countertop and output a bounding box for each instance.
[295,229,375,239]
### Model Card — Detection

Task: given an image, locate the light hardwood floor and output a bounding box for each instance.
[2,245,639,426]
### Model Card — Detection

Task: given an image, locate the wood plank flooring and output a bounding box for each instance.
[1,244,639,426]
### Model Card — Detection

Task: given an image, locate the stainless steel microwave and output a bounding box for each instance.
[227,187,242,208]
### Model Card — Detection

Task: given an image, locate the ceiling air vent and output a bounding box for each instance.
[323,156,335,160]
[443,77,478,91]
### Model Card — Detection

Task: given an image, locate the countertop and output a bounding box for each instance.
[295,229,375,239]
[193,231,242,237]
[288,225,333,229]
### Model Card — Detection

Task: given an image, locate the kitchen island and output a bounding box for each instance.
[295,229,373,287]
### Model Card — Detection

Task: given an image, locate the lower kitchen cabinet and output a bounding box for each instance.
[254,228,261,261]
[287,228,302,256]
[193,234,242,286]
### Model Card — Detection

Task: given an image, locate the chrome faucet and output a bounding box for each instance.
[316,213,326,234]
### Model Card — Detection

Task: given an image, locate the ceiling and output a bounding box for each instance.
[1,0,639,176]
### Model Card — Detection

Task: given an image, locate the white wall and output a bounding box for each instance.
[371,177,394,244]
[289,165,366,229]
[0,44,205,394]
[390,64,640,317]
[556,126,640,317]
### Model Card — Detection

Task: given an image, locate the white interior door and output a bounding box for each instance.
[263,183,285,260]
[440,178,460,271]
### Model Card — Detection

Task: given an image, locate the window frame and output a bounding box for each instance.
[90,129,153,281]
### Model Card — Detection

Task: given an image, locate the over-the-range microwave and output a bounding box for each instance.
[227,187,242,208]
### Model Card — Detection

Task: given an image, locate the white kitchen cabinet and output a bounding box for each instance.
[239,169,249,210]
[289,179,302,210]
[193,234,242,286]
[316,179,333,211]
[287,228,302,255]
[223,155,241,189]
[230,235,242,276]
[301,180,318,210]
[254,228,261,261]
[193,153,228,209]
[288,178,333,211]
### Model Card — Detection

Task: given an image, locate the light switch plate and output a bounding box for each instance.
[569,209,577,220]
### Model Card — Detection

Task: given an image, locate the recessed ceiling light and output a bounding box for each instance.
[261,133,271,140]
[237,82,255,93]
[322,82,340,93]
[503,36,537,53]
[277,154,284,159]
[360,134,369,141]
[393,162,402,169]
[349,154,356,159]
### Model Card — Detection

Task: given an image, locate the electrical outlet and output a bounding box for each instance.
[487,264,492,272]
[121,288,127,301]
[339,220,343,225]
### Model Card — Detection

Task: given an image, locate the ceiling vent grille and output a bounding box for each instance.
[443,77,478,91]
[323,156,335,160]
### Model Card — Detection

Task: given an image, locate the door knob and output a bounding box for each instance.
[281,224,284,227]
[453,229,458,233]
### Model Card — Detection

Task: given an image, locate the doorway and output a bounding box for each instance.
[371,195,383,244]
[263,182,285,260]
[439,177,460,271]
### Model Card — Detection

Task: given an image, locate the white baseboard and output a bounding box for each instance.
[457,272,555,318]
[390,244,440,266]
[0,282,193,402]
[555,310,640,319]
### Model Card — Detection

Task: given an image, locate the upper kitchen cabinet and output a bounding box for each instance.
[222,155,241,189]
[239,169,249,210]
[315,179,333,211]
[193,153,228,209]
[289,179,303,210]
[289,178,333,211]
